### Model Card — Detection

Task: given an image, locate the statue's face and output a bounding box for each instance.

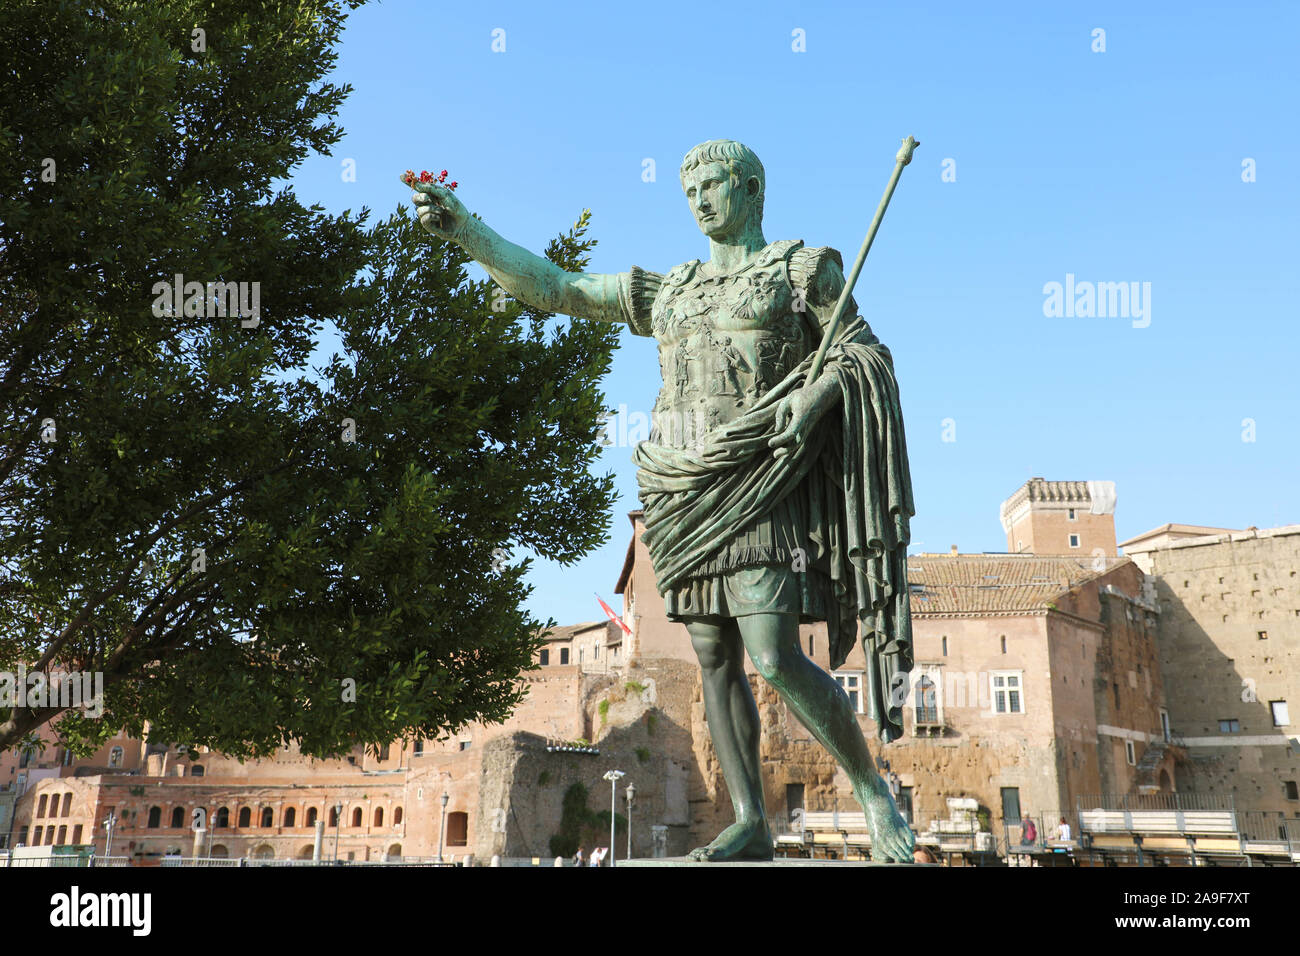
[683,161,755,239]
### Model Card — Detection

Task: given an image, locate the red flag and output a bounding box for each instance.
[596,594,632,636]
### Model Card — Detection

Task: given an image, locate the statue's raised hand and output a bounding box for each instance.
[407,180,468,241]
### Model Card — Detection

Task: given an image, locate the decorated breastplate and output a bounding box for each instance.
[649,239,812,451]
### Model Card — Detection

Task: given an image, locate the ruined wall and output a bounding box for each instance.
[1149,529,1300,816]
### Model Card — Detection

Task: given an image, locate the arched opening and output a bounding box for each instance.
[351,807,363,828]
[108,746,123,769]
[61,793,72,816]
[237,807,251,828]
[283,807,296,827]
[306,807,318,826]
[298,844,315,859]
[210,844,229,859]
[251,843,275,859]
[328,806,339,827]
[387,843,402,860]
[215,806,229,828]
[373,807,384,827]
[260,807,274,828]
[446,811,469,847]
[393,806,403,825]
[56,825,67,844]
[147,806,162,828]
[190,765,204,777]
[170,807,184,828]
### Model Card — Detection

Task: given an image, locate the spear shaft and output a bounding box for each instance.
[806,135,919,382]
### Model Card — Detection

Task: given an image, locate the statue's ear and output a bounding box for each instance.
[747,176,761,200]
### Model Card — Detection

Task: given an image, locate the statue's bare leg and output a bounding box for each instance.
[735,611,915,863]
[684,616,773,861]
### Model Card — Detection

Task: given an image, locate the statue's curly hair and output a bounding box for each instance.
[679,140,765,221]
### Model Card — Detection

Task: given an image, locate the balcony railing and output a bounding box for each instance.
[1075,792,1234,812]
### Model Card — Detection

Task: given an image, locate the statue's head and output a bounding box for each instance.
[679,139,764,239]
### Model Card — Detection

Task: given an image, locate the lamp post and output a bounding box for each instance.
[603,770,624,868]
[624,781,636,860]
[332,802,342,863]
[103,812,117,859]
[437,792,449,863]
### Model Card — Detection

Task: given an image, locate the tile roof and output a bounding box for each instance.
[906,553,1129,615]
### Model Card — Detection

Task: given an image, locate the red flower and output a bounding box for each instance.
[439,169,448,180]
[448,181,458,190]
[419,170,434,183]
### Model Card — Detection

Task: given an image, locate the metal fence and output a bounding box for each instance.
[1075,792,1234,812]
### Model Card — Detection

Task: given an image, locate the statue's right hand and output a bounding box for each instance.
[407,181,468,240]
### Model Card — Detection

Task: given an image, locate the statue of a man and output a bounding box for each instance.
[412,139,916,862]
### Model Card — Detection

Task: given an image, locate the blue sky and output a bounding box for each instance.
[291,0,1299,628]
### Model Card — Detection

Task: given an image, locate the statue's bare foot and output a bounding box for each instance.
[686,819,774,862]
[857,787,915,863]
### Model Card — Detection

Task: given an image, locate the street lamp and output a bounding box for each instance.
[624,781,636,860]
[332,802,342,863]
[103,812,118,859]
[603,770,624,868]
[437,792,449,863]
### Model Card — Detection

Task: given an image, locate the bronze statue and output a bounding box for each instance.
[410,138,917,862]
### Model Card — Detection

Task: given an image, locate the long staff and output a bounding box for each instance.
[806,136,919,381]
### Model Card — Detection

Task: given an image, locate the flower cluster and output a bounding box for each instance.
[402,168,458,190]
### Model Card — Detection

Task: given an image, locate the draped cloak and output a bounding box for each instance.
[630,310,915,744]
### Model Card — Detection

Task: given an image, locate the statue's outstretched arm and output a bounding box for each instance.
[409,185,624,325]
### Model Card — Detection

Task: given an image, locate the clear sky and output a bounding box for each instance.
[290,0,1299,629]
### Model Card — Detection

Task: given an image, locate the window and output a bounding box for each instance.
[374,807,384,827]
[459,740,471,751]
[991,672,1023,714]
[32,826,42,844]
[1218,719,1240,733]
[72,825,82,844]
[238,807,251,827]
[1258,631,1268,640]
[37,794,47,818]
[1067,508,1077,521]
[351,807,363,827]
[108,746,123,769]
[413,739,424,756]
[284,807,296,827]
[1068,534,1080,548]
[834,672,863,714]
[261,807,274,827]
[941,636,947,657]
[394,806,403,825]
[378,743,390,762]
[1113,683,1120,708]
[147,806,162,828]
[328,806,339,827]
[1000,635,1007,654]
[216,807,229,828]
[306,807,318,827]
[170,807,184,828]
[808,634,815,657]
[560,647,569,665]
[915,675,939,725]
[1271,700,1290,727]
[593,644,599,659]
[61,792,71,816]
[56,825,67,845]
[190,765,204,777]
[539,649,549,666]
[1286,781,1299,801]
[1125,740,1136,765]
